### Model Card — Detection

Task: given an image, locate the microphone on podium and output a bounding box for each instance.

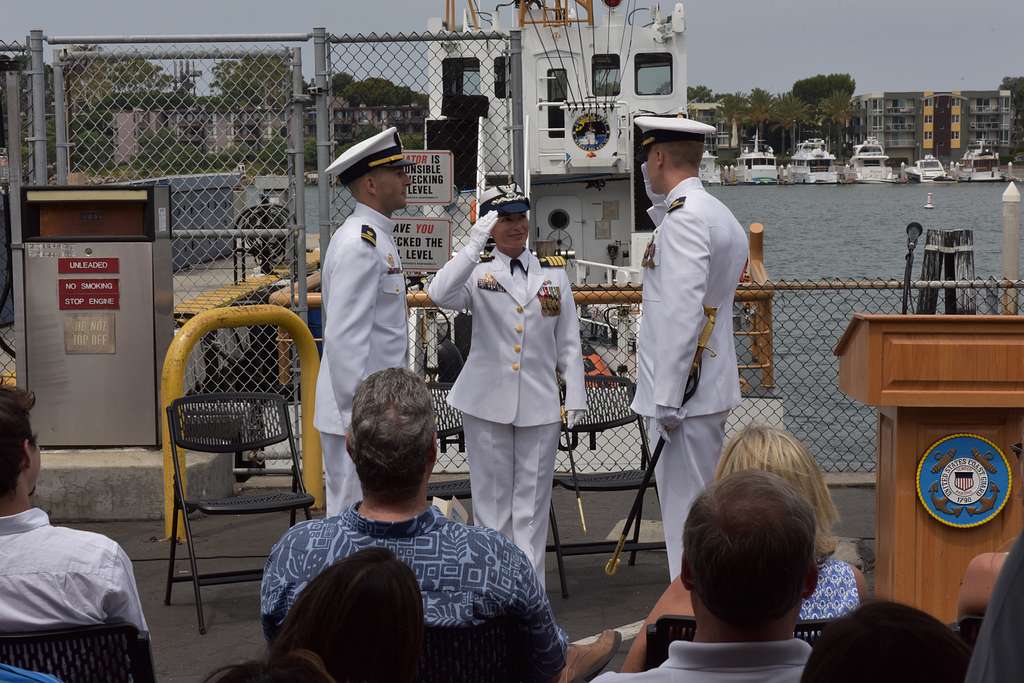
[902,222,923,315]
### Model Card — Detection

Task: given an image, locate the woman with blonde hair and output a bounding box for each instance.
[619,424,866,672]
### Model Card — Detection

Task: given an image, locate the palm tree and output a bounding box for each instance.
[745,88,776,140]
[819,91,855,154]
[716,93,749,149]
[773,93,811,155]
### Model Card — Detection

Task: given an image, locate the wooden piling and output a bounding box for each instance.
[917,229,944,313]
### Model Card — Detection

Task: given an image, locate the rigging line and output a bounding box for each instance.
[606,0,632,111]
[526,3,581,110]
[620,0,640,113]
[570,0,593,108]
[559,1,590,116]
[602,0,613,110]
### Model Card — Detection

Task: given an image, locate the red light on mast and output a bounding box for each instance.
[603,0,623,7]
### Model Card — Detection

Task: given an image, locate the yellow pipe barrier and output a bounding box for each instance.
[161,304,322,540]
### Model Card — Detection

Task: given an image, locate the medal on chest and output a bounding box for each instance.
[476,272,507,292]
[386,252,402,275]
[538,280,561,316]
[641,234,657,269]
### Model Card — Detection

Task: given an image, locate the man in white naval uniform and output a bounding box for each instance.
[315,128,413,515]
[632,116,749,581]
[428,185,586,587]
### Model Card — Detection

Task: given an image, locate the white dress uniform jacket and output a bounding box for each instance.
[314,203,408,437]
[428,248,585,425]
[632,177,748,419]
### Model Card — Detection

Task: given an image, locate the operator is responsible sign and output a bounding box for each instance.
[392,218,452,273]
[403,150,453,205]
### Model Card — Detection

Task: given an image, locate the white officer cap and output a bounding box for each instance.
[635,115,716,153]
[479,184,530,216]
[325,127,415,185]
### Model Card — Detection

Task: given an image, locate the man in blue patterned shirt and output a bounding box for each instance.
[261,368,619,682]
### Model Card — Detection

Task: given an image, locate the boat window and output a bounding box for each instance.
[592,54,620,96]
[547,68,567,139]
[809,159,831,171]
[922,160,941,169]
[494,57,509,99]
[634,53,672,96]
[442,58,481,97]
[862,159,881,167]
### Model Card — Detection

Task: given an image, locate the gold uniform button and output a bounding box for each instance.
[515,324,523,333]
[512,362,520,371]
[516,305,524,313]
[514,344,521,353]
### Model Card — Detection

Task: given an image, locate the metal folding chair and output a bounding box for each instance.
[0,622,155,683]
[164,392,313,634]
[548,375,663,598]
[417,616,528,683]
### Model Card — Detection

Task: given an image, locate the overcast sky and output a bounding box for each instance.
[4,0,1020,94]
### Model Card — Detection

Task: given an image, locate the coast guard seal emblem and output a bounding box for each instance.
[916,433,1012,529]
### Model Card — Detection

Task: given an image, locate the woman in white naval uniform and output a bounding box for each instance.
[428,185,586,587]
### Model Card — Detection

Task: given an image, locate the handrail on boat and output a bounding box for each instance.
[160,304,323,540]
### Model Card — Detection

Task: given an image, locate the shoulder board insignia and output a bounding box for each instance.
[479,253,495,262]
[360,225,377,247]
[667,197,687,214]
[539,256,566,268]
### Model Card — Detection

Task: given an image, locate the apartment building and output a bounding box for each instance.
[687,102,732,151]
[852,89,1013,164]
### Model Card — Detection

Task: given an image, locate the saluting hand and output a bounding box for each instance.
[467,210,500,254]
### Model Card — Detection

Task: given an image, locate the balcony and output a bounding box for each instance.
[971,105,999,114]
[886,136,916,147]
[970,122,1002,131]
[885,106,916,114]
[885,123,916,131]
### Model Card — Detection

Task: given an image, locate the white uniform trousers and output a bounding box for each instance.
[650,410,730,581]
[322,432,363,517]
[463,414,561,589]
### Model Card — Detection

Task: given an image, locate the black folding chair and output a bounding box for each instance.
[548,375,663,598]
[643,615,832,670]
[164,393,314,634]
[0,622,155,683]
[417,616,528,683]
[425,382,473,502]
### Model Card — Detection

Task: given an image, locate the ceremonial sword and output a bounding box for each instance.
[605,306,718,576]
[560,397,587,533]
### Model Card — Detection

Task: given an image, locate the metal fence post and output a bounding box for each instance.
[290,47,308,324]
[5,70,28,384]
[313,27,332,300]
[51,48,69,184]
[509,29,525,190]
[28,30,46,184]
[1002,182,1021,314]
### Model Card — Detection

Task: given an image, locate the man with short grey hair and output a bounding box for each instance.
[595,470,819,682]
[262,368,620,683]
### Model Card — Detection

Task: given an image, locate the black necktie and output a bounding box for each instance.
[510,258,526,277]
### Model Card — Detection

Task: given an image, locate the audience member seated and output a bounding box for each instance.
[260,368,619,683]
[0,387,147,634]
[203,650,336,683]
[801,601,970,683]
[269,547,422,683]
[965,531,1024,683]
[621,425,864,672]
[595,470,820,682]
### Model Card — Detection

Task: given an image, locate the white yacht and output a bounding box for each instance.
[850,137,894,183]
[905,155,947,183]
[955,140,1001,182]
[788,138,837,184]
[736,133,778,184]
[699,150,721,184]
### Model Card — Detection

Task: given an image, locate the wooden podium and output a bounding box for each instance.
[835,314,1023,622]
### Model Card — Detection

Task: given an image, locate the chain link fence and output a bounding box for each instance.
[328,32,513,255]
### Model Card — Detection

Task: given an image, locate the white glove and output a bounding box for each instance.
[466,210,499,255]
[656,404,684,438]
[566,409,584,430]
[641,162,666,206]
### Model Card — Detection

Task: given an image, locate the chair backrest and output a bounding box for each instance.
[417,617,527,683]
[167,393,294,454]
[0,623,155,683]
[644,615,832,671]
[427,383,463,441]
[571,376,640,433]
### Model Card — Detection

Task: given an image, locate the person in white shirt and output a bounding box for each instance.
[594,470,819,682]
[428,184,586,588]
[0,387,147,634]
[315,127,415,515]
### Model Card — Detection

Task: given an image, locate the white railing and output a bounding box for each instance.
[570,258,641,286]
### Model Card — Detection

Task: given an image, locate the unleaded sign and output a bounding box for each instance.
[392,218,452,273]
[403,150,453,205]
